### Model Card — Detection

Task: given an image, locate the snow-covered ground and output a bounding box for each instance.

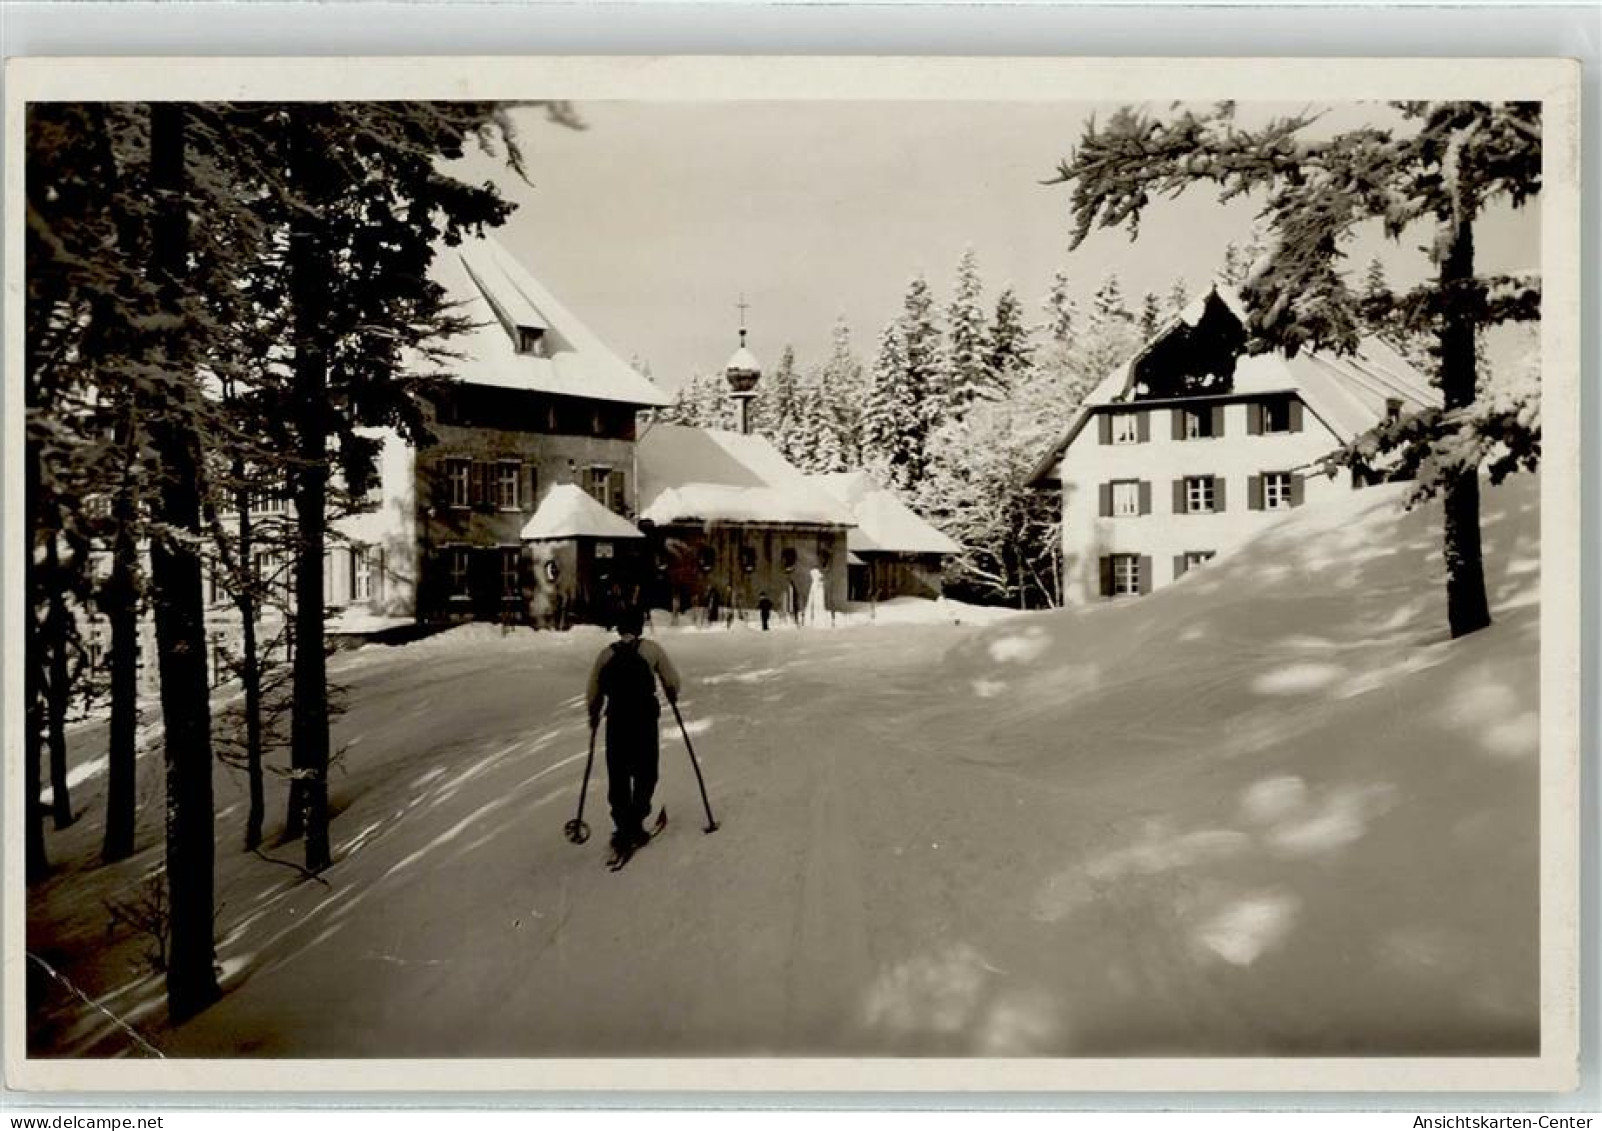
[25,474,1540,1058]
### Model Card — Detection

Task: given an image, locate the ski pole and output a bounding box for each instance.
[668,698,719,834]
[564,723,597,845]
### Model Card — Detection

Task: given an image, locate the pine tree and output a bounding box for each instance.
[762,345,801,453]
[818,317,866,468]
[899,274,944,460]
[1139,290,1163,338]
[1053,100,1543,638]
[1042,267,1078,344]
[861,321,920,490]
[986,286,1033,393]
[944,248,990,413]
[1090,273,1131,325]
[1167,277,1191,316]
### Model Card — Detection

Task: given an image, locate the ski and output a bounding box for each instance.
[605,808,668,872]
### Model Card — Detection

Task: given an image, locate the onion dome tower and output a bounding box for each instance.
[724,294,762,435]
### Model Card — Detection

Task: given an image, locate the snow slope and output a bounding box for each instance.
[25,474,1540,1058]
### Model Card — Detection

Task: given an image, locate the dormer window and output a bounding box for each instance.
[516,326,547,356]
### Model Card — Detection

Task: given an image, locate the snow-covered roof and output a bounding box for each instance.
[637,425,855,528]
[725,346,762,374]
[1025,284,1440,486]
[427,236,672,408]
[520,484,645,541]
[811,471,960,556]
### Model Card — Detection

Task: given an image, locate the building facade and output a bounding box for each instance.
[1028,287,1438,604]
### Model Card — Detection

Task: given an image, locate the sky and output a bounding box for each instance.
[451,101,1542,392]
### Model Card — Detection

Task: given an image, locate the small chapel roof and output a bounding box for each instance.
[810,471,960,555]
[637,424,855,528]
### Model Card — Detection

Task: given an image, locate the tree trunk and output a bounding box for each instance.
[102,449,141,863]
[234,479,266,852]
[25,449,49,884]
[1437,212,1491,639]
[145,102,219,1023]
[44,536,75,829]
[284,113,333,873]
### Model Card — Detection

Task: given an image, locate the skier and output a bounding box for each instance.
[757,590,773,631]
[586,607,683,859]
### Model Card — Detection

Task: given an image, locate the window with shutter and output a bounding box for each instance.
[1109,554,1141,597]
[496,462,521,510]
[1111,481,1140,517]
[1263,471,1293,510]
[445,459,471,509]
[1184,476,1216,514]
[608,469,627,515]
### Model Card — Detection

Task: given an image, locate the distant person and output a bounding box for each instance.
[757,590,773,631]
[586,607,682,857]
[705,586,721,628]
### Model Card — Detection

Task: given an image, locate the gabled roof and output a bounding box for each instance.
[811,471,959,555]
[520,484,644,541]
[636,424,855,528]
[1025,286,1439,486]
[428,236,672,408]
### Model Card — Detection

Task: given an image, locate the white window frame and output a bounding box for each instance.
[1111,481,1141,518]
[587,465,613,509]
[1111,554,1141,597]
[1110,412,1140,445]
[445,459,471,509]
[496,461,521,511]
[1183,550,1216,571]
[1263,471,1293,511]
[353,546,373,602]
[1185,476,1216,514]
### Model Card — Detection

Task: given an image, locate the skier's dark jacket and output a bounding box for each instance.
[586,636,681,727]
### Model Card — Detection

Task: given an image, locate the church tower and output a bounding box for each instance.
[724,295,762,435]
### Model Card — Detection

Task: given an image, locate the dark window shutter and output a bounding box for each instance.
[1099,483,1112,518]
[1174,554,1187,579]
[1099,556,1113,598]
[1211,405,1225,437]
[1139,480,1152,515]
[1247,402,1263,435]
[1138,555,1153,595]
[1098,414,1112,445]
[1213,476,1227,513]
[1136,411,1150,443]
[1288,399,1304,432]
[528,466,539,509]
[1249,474,1264,511]
[609,470,627,514]
[374,547,386,601]
[470,462,485,506]
[1173,479,1187,514]
[1290,474,1306,507]
[1172,409,1186,441]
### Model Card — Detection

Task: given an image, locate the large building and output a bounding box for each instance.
[1026,286,1437,604]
